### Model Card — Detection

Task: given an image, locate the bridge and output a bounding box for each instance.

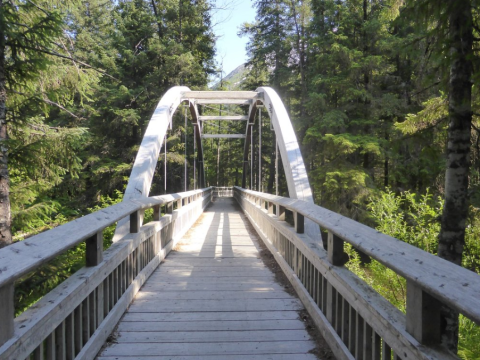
[0,88,479,360]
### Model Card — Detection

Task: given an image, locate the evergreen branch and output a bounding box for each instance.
[398,117,447,140]
[16,44,120,82]
[10,90,84,120]
[411,81,441,97]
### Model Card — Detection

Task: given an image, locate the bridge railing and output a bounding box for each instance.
[234,187,480,360]
[0,187,213,360]
[213,186,233,198]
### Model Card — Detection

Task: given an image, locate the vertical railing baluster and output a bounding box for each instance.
[81,297,90,345]
[103,276,110,315]
[326,282,337,329]
[364,322,373,359]
[355,313,364,360]
[33,342,44,360]
[382,340,392,360]
[55,321,66,360]
[89,290,96,336]
[65,313,74,360]
[97,282,104,327]
[373,332,381,360]
[0,283,14,347]
[74,304,82,355]
[342,298,349,344]
[349,307,357,354]
[46,332,55,360]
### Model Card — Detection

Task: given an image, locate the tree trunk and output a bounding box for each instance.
[438,0,473,352]
[0,0,12,248]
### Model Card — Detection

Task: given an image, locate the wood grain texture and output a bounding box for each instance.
[98,198,319,359]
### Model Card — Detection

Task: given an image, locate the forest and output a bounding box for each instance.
[0,0,479,358]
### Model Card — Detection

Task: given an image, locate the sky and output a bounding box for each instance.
[211,0,257,77]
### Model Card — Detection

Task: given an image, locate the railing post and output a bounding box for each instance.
[277,205,285,221]
[167,202,173,214]
[327,231,345,266]
[268,201,274,214]
[406,280,442,345]
[86,231,103,266]
[130,210,140,233]
[0,283,14,346]
[177,199,182,209]
[295,212,304,233]
[153,205,161,221]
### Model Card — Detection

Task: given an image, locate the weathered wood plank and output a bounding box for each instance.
[115,330,311,343]
[127,299,303,312]
[121,311,300,322]
[101,341,316,356]
[150,268,272,277]
[98,354,318,360]
[132,290,293,300]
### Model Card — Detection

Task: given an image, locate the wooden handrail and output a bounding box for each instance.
[234,187,480,325]
[0,187,213,358]
[0,188,211,289]
[234,186,479,360]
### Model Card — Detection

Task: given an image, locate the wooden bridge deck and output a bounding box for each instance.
[98,197,320,359]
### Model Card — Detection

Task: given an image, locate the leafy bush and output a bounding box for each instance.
[346,189,480,359]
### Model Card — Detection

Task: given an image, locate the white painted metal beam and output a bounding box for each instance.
[181,91,258,100]
[245,87,321,243]
[199,116,248,121]
[202,134,246,139]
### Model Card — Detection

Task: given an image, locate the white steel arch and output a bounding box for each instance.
[114,86,320,243]
[243,87,320,242]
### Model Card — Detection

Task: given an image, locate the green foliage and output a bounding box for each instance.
[346,189,480,358]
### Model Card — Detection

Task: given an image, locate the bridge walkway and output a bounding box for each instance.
[97,197,320,360]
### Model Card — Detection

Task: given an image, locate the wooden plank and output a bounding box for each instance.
[127,299,303,312]
[98,354,319,360]
[150,268,272,277]
[132,290,293,300]
[142,280,284,290]
[116,319,308,332]
[121,311,300,322]
[115,330,311,343]
[100,341,316,356]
